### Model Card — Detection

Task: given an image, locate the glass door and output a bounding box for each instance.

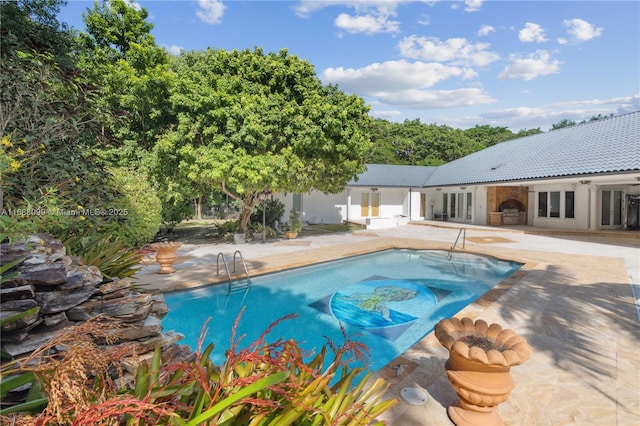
[601,190,623,228]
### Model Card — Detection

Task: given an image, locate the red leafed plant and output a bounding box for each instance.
[2,308,397,425]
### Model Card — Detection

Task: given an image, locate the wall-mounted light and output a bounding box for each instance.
[460,186,467,190]
[579,180,591,185]
[370,187,378,192]
[435,188,442,191]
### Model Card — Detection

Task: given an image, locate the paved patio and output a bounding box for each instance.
[138,222,640,425]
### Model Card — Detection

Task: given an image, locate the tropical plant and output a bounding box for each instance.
[1,311,397,425]
[63,233,142,279]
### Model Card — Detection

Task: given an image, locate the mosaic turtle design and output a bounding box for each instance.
[338,286,418,322]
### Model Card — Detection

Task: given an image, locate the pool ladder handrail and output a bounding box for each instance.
[216,251,252,295]
[448,228,466,260]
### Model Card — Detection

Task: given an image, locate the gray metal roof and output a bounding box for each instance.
[349,164,437,187]
[425,111,640,187]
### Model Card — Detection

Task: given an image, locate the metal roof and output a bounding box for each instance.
[348,112,639,189]
[425,111,640,187]
[348,164,437,187]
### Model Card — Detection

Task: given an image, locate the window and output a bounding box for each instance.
[539,191,573,219]
[450,193,456,218]
[538,192,548,217]
[565,191,575,219]
[549,192,560,218]
[293,194,302,212]
[457,193,464,219]
[466,192,472,220]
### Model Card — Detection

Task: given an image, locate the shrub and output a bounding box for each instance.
[251,198,285,227]
[106,167,162,247]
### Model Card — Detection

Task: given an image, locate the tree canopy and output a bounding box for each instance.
[157,48,372,231]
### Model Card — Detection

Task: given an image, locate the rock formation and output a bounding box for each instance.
[1,234,182,360]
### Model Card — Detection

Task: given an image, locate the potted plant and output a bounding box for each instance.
[434,317,531,426]
[285,208,302,239]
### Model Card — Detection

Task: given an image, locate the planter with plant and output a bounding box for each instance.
[285,208,302,239]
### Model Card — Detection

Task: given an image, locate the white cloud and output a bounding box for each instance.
[294,0,433,34]
[478,25,495,37]
[321,60,495,109]
[164,44,184,55]
[397,35,500,67]
[557,37,568,45]
[563,18,603,41]
[417,14,430,26]
[322,60,464,93]
[375,88,494,108]
[335,12,400,34]
[519,22,547,43]
[370,110,403,120]
[196,0,226,25]
[464,0,484,12]
[499,50,561,81]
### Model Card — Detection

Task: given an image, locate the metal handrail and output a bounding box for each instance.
[448,228,466,260]
[216,253,233,292]
[233,250,251,281]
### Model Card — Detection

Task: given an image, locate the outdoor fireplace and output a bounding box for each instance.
[486,186,529,227]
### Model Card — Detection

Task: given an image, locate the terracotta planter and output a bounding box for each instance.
[434,317,531,426]
[151,242,182,274]
[284,230,298,239]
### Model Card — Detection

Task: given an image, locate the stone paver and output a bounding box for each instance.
[138,222,640,425]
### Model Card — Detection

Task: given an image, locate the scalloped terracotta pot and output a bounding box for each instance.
[434,317,531,426]
[151,242,182,274]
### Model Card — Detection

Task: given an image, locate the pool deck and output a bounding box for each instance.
[137,222,640,425]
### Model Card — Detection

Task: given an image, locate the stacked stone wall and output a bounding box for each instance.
[1,234,181,360]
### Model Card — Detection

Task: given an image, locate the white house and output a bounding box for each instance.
[277,111,640,232]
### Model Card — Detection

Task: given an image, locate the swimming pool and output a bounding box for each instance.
[162,249,522,372]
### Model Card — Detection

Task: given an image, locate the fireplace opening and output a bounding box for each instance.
[498,199,525,212]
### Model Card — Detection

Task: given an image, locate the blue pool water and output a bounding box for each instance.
[162,249,521,371]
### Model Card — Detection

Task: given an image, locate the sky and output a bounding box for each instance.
[58,0,640,132]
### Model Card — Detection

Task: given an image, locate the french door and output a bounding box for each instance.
[601,190,623,228]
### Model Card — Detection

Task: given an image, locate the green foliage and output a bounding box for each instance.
[63,233,142,279]
[0,213,36,244]
[288,208,302,233]
[159,47,372,233]
[551,118,577,130]
[78,0,174,158]
[106,167,162,247]
[369,118,543,165]
[215,220,240,237]
[251,198,285,227]
[161,195,193,232]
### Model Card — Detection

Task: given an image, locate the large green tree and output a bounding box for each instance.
[78,0,174,162]
[158,48,372,232]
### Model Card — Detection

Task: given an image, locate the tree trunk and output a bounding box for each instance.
[238,206,253,234]
[194,194,203,220]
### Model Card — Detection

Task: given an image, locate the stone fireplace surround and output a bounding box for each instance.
[486,186,529,226]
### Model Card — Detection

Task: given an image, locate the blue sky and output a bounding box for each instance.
[59,0,640,131]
